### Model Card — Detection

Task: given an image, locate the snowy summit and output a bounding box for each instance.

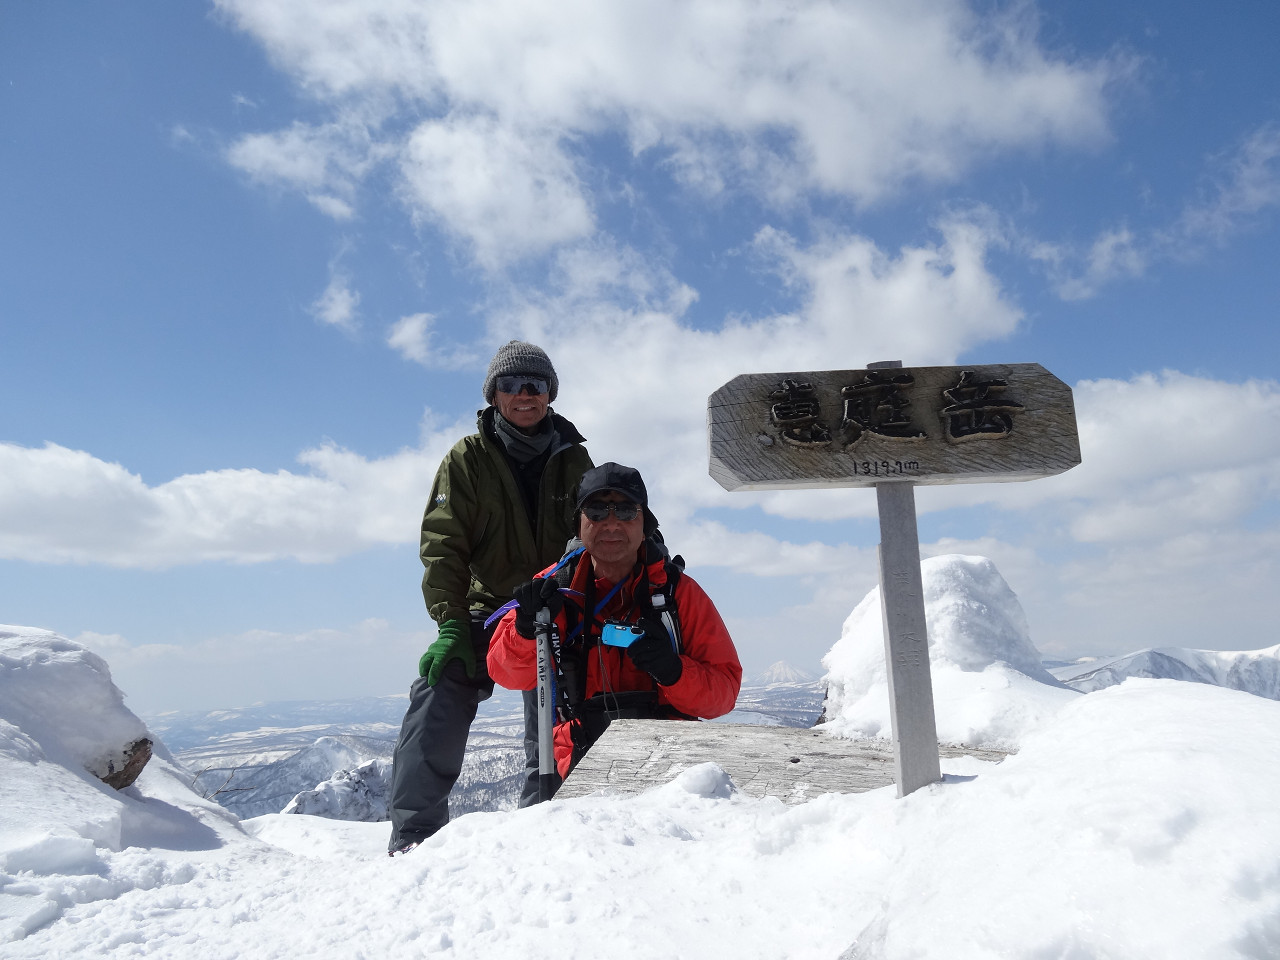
[5,562,1280,959]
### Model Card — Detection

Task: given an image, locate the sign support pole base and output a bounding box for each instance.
[876,480,942,797]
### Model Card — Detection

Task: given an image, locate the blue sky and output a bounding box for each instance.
[3,1,1279,713]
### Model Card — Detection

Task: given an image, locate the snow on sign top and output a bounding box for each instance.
[707,363,1081,491]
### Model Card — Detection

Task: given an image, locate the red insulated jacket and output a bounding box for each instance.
[488,548,743,778]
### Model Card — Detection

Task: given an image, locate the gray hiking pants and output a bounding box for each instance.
[387,616,495,851]
[518,687,542,807]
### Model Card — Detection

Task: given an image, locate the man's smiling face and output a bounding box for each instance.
[494,380,550,431]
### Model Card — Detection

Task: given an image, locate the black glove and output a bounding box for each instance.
[625,617,683,686]
[513,578,564,638]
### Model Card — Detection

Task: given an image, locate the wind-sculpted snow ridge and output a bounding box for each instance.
[822,555,1079,750]
[1050,644,1280,699]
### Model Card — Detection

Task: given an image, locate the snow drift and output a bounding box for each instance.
[0,626,243,942]
[0,626,150,784]
[821,555,1079,749]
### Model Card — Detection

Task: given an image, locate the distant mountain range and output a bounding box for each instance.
[145,644,1280,825]
[1049,645,1280,699]
[141,640,1280,825]
[143,670,825,822]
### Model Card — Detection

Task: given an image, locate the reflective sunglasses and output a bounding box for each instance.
[495,375,550,396]
[581,500,642,522]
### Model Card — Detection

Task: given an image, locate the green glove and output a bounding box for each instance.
[418,618,475,686]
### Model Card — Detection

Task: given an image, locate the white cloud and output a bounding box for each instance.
[507,214,1021,523]
[905,370,1280,526]
[0,199,1018,569]
[214,0,1120,261]
[1048,226,1147,301]
[386,313,480,369]
[1172,122,1280,247]
[1037,122,1280,299]
[1053,372,1280,541]
[226,119,383,221]
[398,115,594,265]
[310,272,361,332]
[0,421,469,568]
[75,620,426,712]
[754,212,1021,367]
[385,313,432,364]
[6,369,1278,668]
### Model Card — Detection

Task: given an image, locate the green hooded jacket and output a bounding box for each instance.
[421,407,593,624]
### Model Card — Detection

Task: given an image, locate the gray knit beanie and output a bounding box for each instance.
[483,340,559,402]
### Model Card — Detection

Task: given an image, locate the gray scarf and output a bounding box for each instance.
[493,410,558,463]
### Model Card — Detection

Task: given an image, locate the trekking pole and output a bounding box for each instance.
[535,606,556,803]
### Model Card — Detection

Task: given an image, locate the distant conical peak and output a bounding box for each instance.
[754,661,817,684]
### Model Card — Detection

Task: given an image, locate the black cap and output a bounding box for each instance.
[575,462,659,536]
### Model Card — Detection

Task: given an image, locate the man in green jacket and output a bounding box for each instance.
[388,341,592,855]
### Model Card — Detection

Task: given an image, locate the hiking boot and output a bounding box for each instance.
[388,839,422,857]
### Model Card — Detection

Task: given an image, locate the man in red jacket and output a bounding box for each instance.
[487,462,742,792]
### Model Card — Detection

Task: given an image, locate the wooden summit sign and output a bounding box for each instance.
[708,363,1079,491]
[708,362,1080,797]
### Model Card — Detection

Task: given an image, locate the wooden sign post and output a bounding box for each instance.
[708,361,1080,797]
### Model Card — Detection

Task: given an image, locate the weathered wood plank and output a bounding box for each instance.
[556,721,1010,804]
[707,363,1080,491]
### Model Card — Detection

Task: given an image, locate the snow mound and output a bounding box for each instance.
[0,625,148,780]
[0,626,244,943]
[283,758,392,821]
[1052,644,1280,699]
[821,556,1078,749]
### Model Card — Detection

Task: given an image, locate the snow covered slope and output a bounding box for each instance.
[1051,644,1280,698]
[822,555,1079,749]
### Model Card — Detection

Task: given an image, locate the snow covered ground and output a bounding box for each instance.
[4,555,1280,958]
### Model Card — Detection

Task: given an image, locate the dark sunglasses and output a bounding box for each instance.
[581,500,642,522]
[495,375,550,396]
